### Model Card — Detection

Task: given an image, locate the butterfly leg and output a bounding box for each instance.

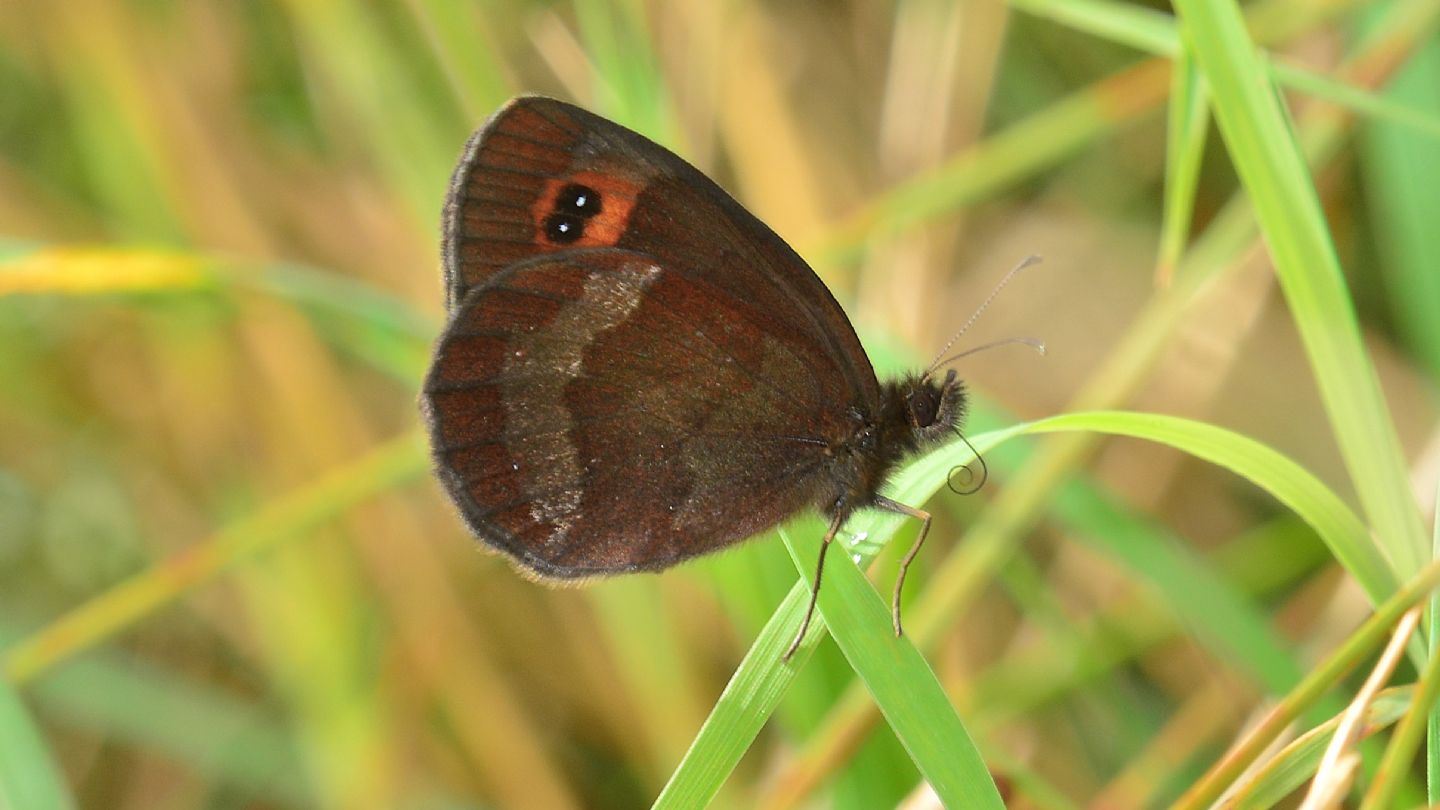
[874,496,931,638]
[783,512,846,662]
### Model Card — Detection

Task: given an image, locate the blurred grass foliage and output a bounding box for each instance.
[2,0,1439,808]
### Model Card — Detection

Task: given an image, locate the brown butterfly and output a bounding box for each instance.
[421,96,966,658]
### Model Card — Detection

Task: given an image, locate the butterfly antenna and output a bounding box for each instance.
[929,336,1046,372]
[925,254,1042,378]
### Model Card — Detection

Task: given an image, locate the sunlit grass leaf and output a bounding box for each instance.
[1048,468,1306,694]
[778,523,1003,809]
[1157,40,1208,285]
[0,246,209,296]
[574,1,674,145]
[813,60,1170,266]
[1172,0,1429,579]
[1009,0,1176,56]
[279,2,460,221]
[1013,0,1440,142]
[653,425,1024,810]
[0,677,73,810]
[667,406,1375,806]
[1272,58,1440,142]
[1430,473,1440,802]
[1025,411,1397,606]
[1361,27,1440,381]
[0,244,434,384]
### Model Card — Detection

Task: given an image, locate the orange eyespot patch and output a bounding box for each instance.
[532,171,642,249]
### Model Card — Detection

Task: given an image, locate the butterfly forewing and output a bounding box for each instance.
[442,97,879,408]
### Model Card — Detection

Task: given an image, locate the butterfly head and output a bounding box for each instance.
[905,369,966,446]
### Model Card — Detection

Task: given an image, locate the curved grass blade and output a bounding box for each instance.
[1024,411,1397,606]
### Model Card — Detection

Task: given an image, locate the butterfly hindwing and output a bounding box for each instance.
[424,249,856,577]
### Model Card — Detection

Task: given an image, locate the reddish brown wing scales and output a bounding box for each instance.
[443,97,879,414]
[422,250,840,579]
[443,99,648,310]
[430,97,904,582]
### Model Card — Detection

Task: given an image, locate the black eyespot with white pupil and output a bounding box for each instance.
[557,183,601,216]
[543,183,602,244]
[544,213,583,243]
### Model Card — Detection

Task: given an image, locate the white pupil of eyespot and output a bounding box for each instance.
[575,195,587,207]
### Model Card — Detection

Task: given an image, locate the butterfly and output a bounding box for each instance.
[421,96,968,658]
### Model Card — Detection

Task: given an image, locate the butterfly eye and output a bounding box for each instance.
[556,183,602,217]
[906,387,941,428]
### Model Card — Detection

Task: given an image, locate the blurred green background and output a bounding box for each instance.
[2,0,1439,808]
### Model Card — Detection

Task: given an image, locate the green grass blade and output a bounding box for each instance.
[0,678,73,810]
[1361,28,1440,382]
[1431,471,1440,802]
[1014,0,1440,141]
[278,0,461,224]
[573,0,674,145]
[1172,0,1429,577]
[1273,58,1440,141]
[1009,0,1178,56]
[652,426,1024,809]
[1025,411,1397,605]
[649,570,822,810]
[778,525,1003,809]
[1157,38,1209,283]
[1,246,435,386]
[408,1,511,120]
[771,18,1434,775]
[816,0,1432,272]
[758,471,1330,809]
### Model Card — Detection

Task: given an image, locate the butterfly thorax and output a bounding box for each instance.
[822,370,967,517]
